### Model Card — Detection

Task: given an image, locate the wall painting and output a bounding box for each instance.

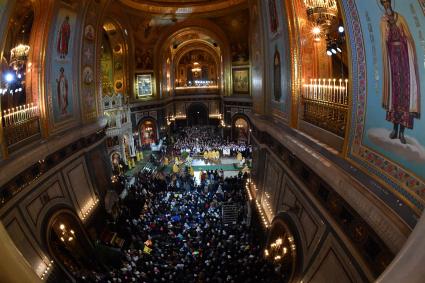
[50,9,77,124]
[136,73,153,98]
[345,0,425,210]
[232,68,250,94]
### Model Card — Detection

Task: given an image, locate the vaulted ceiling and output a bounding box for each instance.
[119,0,247,14]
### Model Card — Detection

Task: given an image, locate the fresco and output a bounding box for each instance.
[232,68,250,94]
[355,0,425,180]
[342,0,425,210]
[264,0,290,116]
[268,0,279,34]
[51,8,77,123]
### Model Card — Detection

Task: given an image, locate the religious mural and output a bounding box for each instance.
[81,0,104,122]
[264,0,289,116]
[51,9,76,123]
[136,74,153,97]
[57,16,71,59]
[250,0,265,113]
[344,0,425,209]
[84,24,95,41]
[273,49,282,102]
[232,68,249,94]
[135,48,153,70]
[268,0,279,34]
[139,120,157,145]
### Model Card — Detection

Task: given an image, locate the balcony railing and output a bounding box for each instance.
[302,78,349,137]
[2,103,41,151]
[174,85,219,95]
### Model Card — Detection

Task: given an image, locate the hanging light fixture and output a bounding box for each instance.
[304,0,338,26]
[10,43,30,66]
[304,0,338,41]
[10,27,30,70]
[191,62,201,73]
[58,223,75,243]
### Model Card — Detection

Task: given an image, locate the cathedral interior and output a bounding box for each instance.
[0,0,424,282]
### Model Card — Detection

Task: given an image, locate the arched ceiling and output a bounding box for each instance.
[119,0,247,14]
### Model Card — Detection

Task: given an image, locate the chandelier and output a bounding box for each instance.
[191,62,201,73]
[304,0,338,33]
[10,43,30,70]
[58,223,75,242]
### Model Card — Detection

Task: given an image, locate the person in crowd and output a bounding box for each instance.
[79,167,280,283]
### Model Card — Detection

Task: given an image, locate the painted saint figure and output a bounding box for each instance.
[56,67,69,115]
[274,49,282,102]
[268,0,278,33]
[380,0,420,144]
[57,16,71,59]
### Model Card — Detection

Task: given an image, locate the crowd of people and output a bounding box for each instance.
[171,127,251,158]
[77,168,280,283]
[67,126,283,282]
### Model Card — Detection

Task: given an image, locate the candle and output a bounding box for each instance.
[345,79,349,105]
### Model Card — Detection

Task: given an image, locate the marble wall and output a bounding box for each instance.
[252,139,370,282]
[0,142,107,280]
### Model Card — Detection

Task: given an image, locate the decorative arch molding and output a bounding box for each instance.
[231,112,251,125]
[137,116,159,145]
[118,0,247,14]
[174,41,221,70]
[231,113,251,142]
[136,116,158,129]
[173,41,221,88]
[186,102,210,126]
[40,206,95,280]
[110,150,121,161]
[154,18,232,97]
[268,212,304,282]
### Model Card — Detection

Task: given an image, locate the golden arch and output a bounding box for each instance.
[154,19,232,96]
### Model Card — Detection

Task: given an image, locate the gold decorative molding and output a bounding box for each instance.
[339,0,354,158]
[119,0,247,14]
[154,19,232,97]
[287,0,301,129]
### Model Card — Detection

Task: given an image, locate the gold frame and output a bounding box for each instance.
[135,73,154,98]
[232,67,250,94]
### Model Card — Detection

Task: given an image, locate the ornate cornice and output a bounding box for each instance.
[119,0,247,14]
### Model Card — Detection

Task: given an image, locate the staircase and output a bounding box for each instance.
[222,204,238,225]
[143,162,156,172]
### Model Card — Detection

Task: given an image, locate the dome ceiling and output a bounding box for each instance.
[119,0,247,14]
